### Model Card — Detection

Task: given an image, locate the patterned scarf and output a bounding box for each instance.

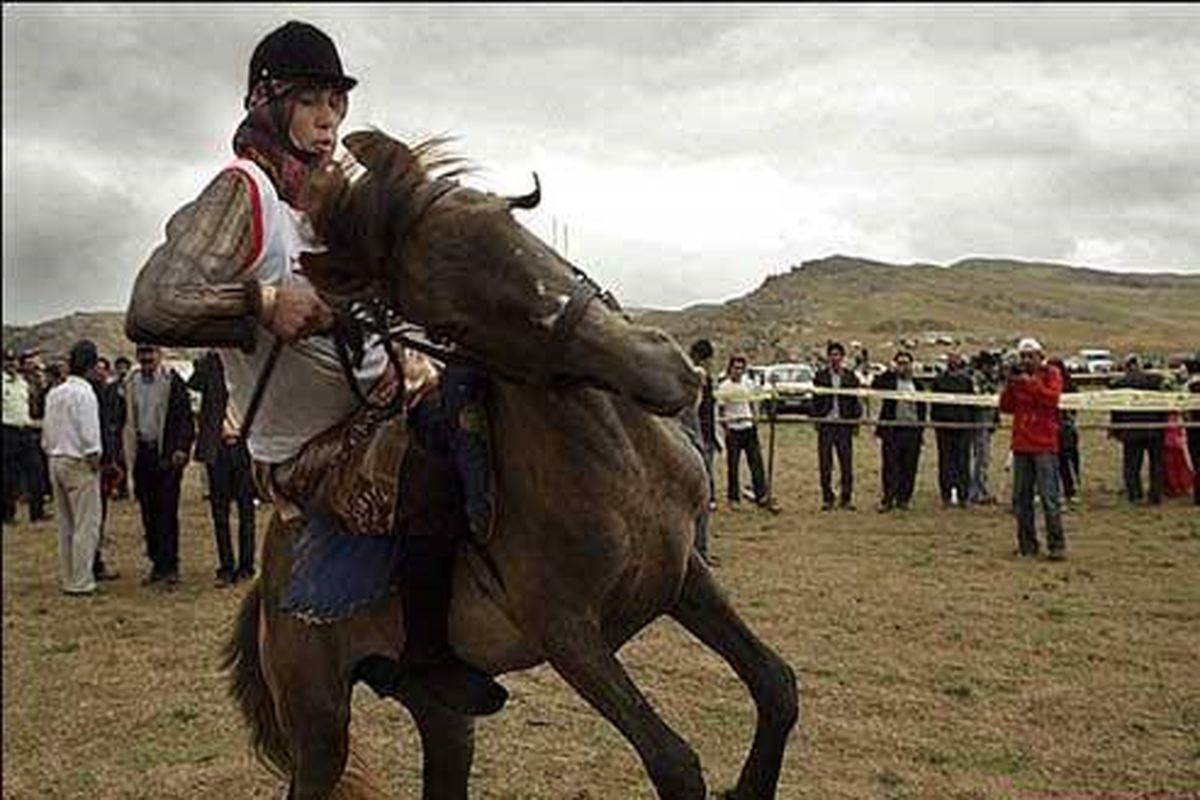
[232,79,324,207]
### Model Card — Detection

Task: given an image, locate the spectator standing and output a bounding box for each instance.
[41,341,104,595]
[86,357,122,581]
[1187,367,1200,506]
[123,344,195,589]
[18,351,52,522]
[189,349,258,586]
[872,350,926,512]
[1108,354,1168,505]
[999,338,1066,560]
[931,353,976,507]
[1048,359,1081,505]
[685,340,721,565]
[968,351,1000,505]
[812,341,863,511]
[110,356,132,499]
[3,348,33,525]
[717,354,769,508]
[1163,412,1194,498]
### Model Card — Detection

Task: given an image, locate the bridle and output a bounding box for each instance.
[328,176,627,416]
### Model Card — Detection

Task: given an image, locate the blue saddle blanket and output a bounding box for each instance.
[281,510,406,623]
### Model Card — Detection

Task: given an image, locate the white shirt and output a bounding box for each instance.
[41,376,101,459]
[2,371,31,427]
[825,371,842,421]
[717,377,757,431]
[895,376,919,423]
[218,159,389,464]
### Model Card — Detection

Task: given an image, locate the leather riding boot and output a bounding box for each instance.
[398,536,507,716]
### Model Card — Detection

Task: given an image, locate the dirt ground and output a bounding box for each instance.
[3,424,1198,799]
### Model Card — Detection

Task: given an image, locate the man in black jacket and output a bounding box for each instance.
[1109,354,1168,505]
[123,344,196,589]
[189,349,257,586]
[812,341,863,510]
[872,350,926,512]
[931,353,976,507]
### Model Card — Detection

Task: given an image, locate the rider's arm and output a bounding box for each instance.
[125,171,269,351]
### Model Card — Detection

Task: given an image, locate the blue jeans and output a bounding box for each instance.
[1011,452,1065,555]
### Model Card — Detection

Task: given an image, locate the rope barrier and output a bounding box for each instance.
[717,416,1200,431]
[713,384,1200,412]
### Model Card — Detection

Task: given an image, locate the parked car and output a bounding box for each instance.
[1078,348,1115,373]
[760,363,815,416]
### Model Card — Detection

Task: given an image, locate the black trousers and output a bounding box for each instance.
[726,426,767,503]
[135,442,183,576]
[207,439,256,576]
[3,426,47,521]
[1122,432,1165,504]
[817,424,854,505]
[880,427,921,506]
[935,429,972,504]
[2,424,24,522]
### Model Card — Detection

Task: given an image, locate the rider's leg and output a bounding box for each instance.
[395,520,507,716]
[439,364,494,541]
[400,392,507,717]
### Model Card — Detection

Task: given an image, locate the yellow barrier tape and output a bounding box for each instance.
[713,385,1200,412]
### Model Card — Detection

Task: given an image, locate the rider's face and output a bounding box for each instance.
[288,86,348,159]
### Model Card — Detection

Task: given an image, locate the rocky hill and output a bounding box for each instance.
[1,311,196,365]
[635,255,1200,365]
[5,255,1198,368]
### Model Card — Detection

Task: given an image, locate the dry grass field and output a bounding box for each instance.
[4,424,1198,799]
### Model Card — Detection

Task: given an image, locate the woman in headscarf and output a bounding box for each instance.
[125,20,505,716]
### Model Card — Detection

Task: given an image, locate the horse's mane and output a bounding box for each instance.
[302,129,474,297]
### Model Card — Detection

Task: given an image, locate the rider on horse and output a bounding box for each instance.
[125,20,506,716]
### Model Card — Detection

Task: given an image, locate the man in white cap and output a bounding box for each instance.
[999,338,1066,560]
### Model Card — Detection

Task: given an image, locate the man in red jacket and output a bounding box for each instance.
[999,338,1066,560]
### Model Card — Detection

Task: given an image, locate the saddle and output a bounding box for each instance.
[267,401,411,537]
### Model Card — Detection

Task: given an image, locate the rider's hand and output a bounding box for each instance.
[261,279,334,342]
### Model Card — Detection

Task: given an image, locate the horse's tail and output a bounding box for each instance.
[222,580,389,800]
[221,579,292,777]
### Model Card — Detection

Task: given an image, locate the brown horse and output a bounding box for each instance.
[224,130,798,800]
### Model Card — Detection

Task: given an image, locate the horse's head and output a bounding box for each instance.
[302,129,700,416]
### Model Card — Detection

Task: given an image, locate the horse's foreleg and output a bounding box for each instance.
[398,685,476,800]
[542,618,707,800]
[669,551,798,800]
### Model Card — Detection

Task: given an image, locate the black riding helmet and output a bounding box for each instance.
[245,21,357,108]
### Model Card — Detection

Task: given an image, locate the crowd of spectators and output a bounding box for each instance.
[701,337,1200,562]
[4,341,259,597]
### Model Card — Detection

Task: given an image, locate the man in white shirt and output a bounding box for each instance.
[41,340,104,595]
[716,354,769,508]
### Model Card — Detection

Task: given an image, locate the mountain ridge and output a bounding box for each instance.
[5,255,1197,367]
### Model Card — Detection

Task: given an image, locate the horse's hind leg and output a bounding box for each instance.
[398,684,476,800]
[669,550,798,800]
[542,618,707,800]
[263,618,356,800]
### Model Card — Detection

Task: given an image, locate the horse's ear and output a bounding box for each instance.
[343,130,412,176]
[298,252,374,298]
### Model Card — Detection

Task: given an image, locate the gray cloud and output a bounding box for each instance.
[4,4,1199,324]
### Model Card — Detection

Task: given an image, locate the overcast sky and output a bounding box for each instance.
[4,3,1199,325]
